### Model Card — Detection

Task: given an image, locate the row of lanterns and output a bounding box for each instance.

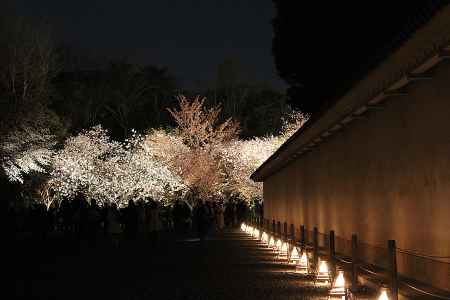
[241,223,390,300]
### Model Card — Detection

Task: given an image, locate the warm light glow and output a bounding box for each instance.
[295,251,309,274]
[319,260,328,273]
[245,226,252,234]
[334,271,345,287]
[300,252,308,265]
[253,228,260,239]
[276,239,282,250]
[241,223,247,231]
[329,271,346,296]
[269,236,275,248]
[316,260,330,284]
[289,246,300,264]
[261,232,268,243]
[378,288,389,300]
[248,226,254,234]
[278,242,289,259]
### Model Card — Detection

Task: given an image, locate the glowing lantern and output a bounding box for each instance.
[315,260,331,285]
[295,251,309,274]
[289,246,301,264]
[241,223,246,231]
[268,236,276,249]
[278,242,289,260]
[275,239,282,251]
[261,232,269,243]
[329,270,346,298]
[377,287,390,300]
[253,228,260,239]
[246,226,253,234]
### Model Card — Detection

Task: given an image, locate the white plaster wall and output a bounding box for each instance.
[263,61,450,291]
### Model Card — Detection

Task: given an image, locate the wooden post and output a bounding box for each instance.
[277,221,281,236]
[351,234,358,292]
[272,219,275,234]
[290,224,295,241]
[283,222,288,239]
[329,230,336,259]
[329,230,336,274]
[388,240,398,300]
[300,225,306,249]
[313,227,319,268]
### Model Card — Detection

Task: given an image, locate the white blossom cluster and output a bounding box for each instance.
[1,125,56,183]
[2,110,307,206]
[48,126,186,206]
[220,136,285,200]
[219,110,308,201]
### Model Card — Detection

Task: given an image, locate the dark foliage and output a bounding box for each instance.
[271,1,447,115]
[52,62,179,140]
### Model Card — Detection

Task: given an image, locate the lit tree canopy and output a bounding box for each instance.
[4,94,307,207]
[48,126,186,206]
[167,95,240,149]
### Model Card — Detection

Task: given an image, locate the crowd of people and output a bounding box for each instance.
[2,190,262,245]
[3,193,163,246]
[151,197,253,241]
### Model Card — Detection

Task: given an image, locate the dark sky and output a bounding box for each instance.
[9,0,284,90]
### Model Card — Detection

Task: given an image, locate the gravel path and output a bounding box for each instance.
[7,229,367,299]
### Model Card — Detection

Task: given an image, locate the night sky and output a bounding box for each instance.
[4,1,440,104]
[8,0,283,90]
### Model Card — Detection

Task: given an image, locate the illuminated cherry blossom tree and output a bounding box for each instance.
[165,95,240,199]
[47,126,186,206]
[219,109,308,201]
[167,95,240,148]
[4,92,307,207]
[0,18,64,185]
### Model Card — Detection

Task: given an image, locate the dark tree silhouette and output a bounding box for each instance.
[53,62,178,140]
[271,1,446,115]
